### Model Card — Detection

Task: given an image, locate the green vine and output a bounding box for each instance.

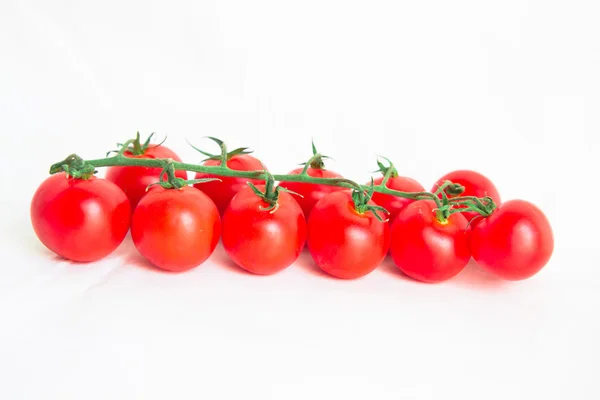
[48,136,497,220]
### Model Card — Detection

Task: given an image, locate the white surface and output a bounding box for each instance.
[1,1,599,399]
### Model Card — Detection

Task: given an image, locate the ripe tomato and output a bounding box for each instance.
[370,175,425,224]
[279,167,344,218]
[470,199,553,280]
[105,144,187,210]
[307,190,390,279]
[131,186,221,272]
[30,172,131,262]
[194,154,264,215]
[221,185,306,275]
[389,200,470,283]
[431,170,501,224]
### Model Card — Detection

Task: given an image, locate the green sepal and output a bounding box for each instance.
[49,154,97,179]
[299,139,333,172]
[147,177,222,191]
[351,178,390,222]
[247,166,304,213]
[445,182,465,197]
[372,155,398,179]
[188,137,254,164]
[106,131,166,157]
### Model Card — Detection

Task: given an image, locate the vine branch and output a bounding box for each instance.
[49,146,496,219]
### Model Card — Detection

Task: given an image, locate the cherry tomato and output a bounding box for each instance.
[432,170,501,225]
[470,199,553,280]
[221,185,306,275]
[279,167,344,218]
[30,172,131,262]
[389,200,470,283]
[105,144,187,211]
[370,175,425,224]
[131,186,221,272]
[194,154,264,215]
[307,190,390,279]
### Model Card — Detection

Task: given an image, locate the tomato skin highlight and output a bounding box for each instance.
[194,155,264,215]
[105,145,187,211]
[370,175,425,224]
[470,199,554,281]
[279,167,344,218]
[30,172,131,262]
[432,170,501,224]
[221,185,306,275]
[389,200,470,283]
[131,186,221,272]
[307,190,390,279]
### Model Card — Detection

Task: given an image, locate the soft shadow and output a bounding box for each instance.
[293,250,339,279]
[450,259,509,289]
[378,256,426,283]
[12,215,57,259]
[121,249,168,273]
[209,243,254,276]
[379,256,508,288]
[116,235,176,274]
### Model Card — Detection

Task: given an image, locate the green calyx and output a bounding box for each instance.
[373,156,398,184]
[49,154,97,179]
[188,136,253,165]
[434,180,465,197]
[351,179,390,222]
[147,176,221,190]
[434,190,452,223]
[248,169,303,213]
[448,195,497,217]
[432,179,493,223]
[107,131,165,157]
[299,139,332,173]
[147,160,222,190]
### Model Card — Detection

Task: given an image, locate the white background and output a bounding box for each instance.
[1,1,599,399]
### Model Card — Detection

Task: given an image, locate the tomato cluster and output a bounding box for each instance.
[31,139,554,283]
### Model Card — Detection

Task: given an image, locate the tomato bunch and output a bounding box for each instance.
[31,136,554,283]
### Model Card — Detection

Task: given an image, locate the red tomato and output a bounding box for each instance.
[30,172,131,262]
[370,175,425,224]
[431,170,501,224]
[307,190,390,279]
[389,200,470,283]
[221,185,306,275]
[131,186,221,272]
[279,167,344,218]
[194,155,264,215]
[105,144,187,211]
[470,199,554,280]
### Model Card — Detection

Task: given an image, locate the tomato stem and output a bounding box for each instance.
[247,168,304,212]
[375,156,398,186]
[51,153,456,206]
[106,132,164,157]
[48,138,497,218]
[299,139,331,174]
[187,137,254,164]
[132,132,143,155]
[433,180,452,195]
[351,179,391,222]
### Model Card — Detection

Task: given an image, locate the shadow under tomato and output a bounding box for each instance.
[379,255,508,287]
[208,243,256,276]
[378,256,427,283]
[293,249,382,281]
[450,259,508,289]
[121,250,168,273]
[292,249,339,279]
[14,215,61,260]
[113,235,173,274]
